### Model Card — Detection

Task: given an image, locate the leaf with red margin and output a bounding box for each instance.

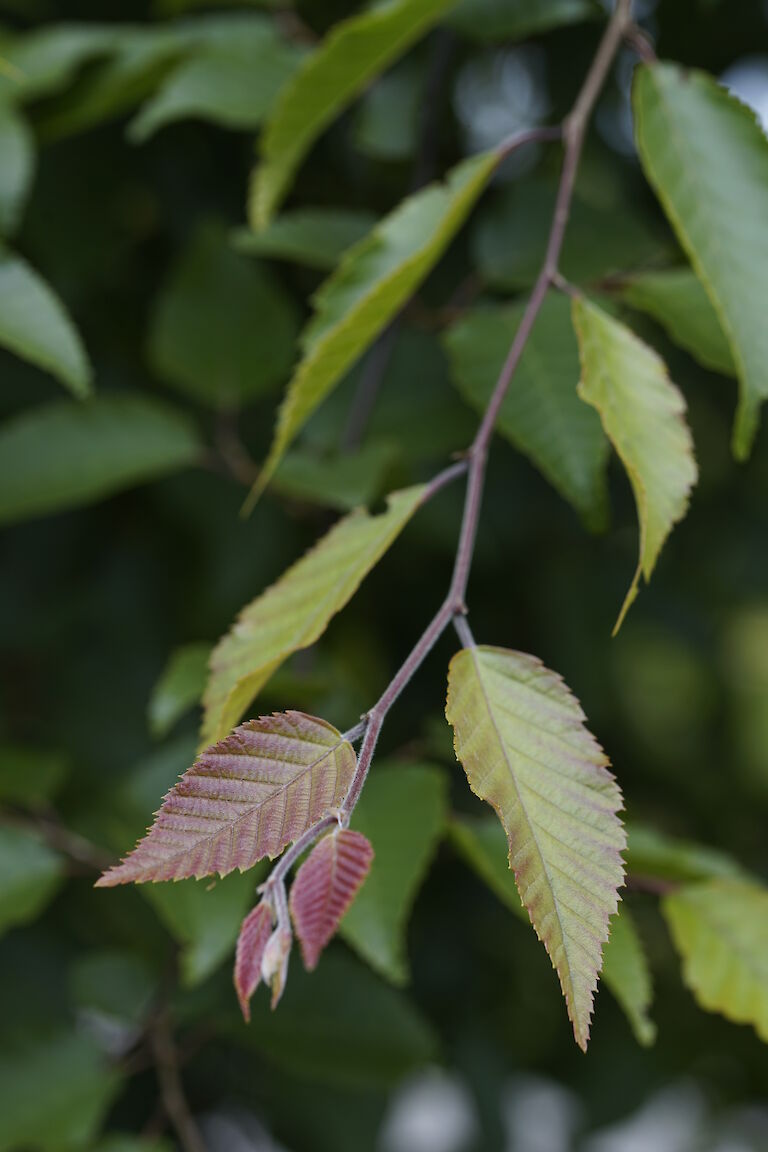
[95,711,356,885]
[290,828,373,970]
[234,900,273,1021]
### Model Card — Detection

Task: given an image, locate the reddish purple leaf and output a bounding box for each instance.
[290,828,373,970]
[96,711,356,886]
[234,900,273,1022]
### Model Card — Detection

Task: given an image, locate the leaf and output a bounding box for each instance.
[444,295,609,529]
[291,828,374,971]
[625,823,745,886]
[250,151,498,501]
[202,484,425,744]
[354,59,423,162]
[0,745,68,810]
[616,268,735,377]
[232,207,377,271]
[447,0,599,42]
[249,0,458,228]
[451,814,650,1042]
[341,764,448,984]
[92,1138,173,1152]
[601,908,656,1046]
[274,443,399,511]
[572,296,697,631]
[128,18,302,140]
[148,642,212,739]
[445,645,625,1050]
[663,879,768,1043]
[633,62,768,458]
[0,104,34,236]
[0,1029,121,1152]
[96,711,356,885]
[234,899,274,1020]
[0,393,202,526]
[148,223,299,408]
[0,826,65,938]
[0,249,91,397]
[143,869,258,985]
[0,24,117,102]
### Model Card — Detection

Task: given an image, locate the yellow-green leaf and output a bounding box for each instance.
[601,907,656,1047]
[446,645,625,1051]
[663,879,768,1044]
[249,0,458,228]
[633,62,768,458]
[572,296,697,632]
[203,484,425,744]
[248,151,497,507]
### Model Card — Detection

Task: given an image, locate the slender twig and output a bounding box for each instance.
[453,613,476,649]
[149,1005,207,1152]
[624,22,657,64]
[1,808,114,872]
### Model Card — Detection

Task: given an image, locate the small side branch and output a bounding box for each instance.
[149,1005,207,1152]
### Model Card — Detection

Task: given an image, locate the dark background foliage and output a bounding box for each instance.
[1,0,768,1149]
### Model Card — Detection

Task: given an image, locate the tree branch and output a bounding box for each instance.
[149,1004,207,1152]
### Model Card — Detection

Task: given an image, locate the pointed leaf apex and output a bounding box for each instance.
[234,900,274,1022]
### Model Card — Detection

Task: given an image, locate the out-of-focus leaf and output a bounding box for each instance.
[128,18,302,139]
[143,869,259,986]
[723,605,768,794]
[446,645,625,1051]
[274,443,399,511]
[291,828,374,970]
[341,764,448,985]
[473,176,667,291]
[444,294,609,529]
[616,268,735,377]
[0,393,202,526]
[70,950,157,1028]
[0,104,34,235]
[251,152,498,501]
[0,24,116,102]
[633,62,768,458]
[148,642,211,739]
[450,814,527,920]
[0,1030,121,1152]
[0,826,65,937]
[148,224,299,408]
[233,950,438,1087]
[601,908,656,1046]
[0,745,68,809]
[0,249,91,397]
[249,0,458,227]
[91,1137,173,1152]
[354,59,423,162]
[663,879,768,1043]
[448,0,599,42]
[203,485,425,743]
[232,207,377,271]
[573,296,697,631]
[97,712,356,885]
[625,823,745,885]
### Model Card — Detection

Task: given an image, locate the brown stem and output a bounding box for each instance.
[149,1006,207,1152]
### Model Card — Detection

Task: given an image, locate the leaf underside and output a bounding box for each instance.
[96,711,356,886]
[290,828,374,970]
[572,295,697,632]
[201,485,425,745]
[234,899,274,1021]
[446,645,625,1050]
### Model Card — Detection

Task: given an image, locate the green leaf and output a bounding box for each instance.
[92,1138,173,1152]
[452,815,651,1044]
[0,104,34,236]
[249,0,458,228]
[148,642,211,739]
[601,907,656,1046]
[202,484,426,744]
[633,62,768,458]
[572,295,697,631]
[128,18,302,140]
[69,949,158,1028]
[232,207,377,271]
[447,0,599,42]
[616,268,735,377]
[0,25,116,102]
[148,223,299,408]
[0,826,65,938]
[0,393,202,526]
[0,745,68,809]
[0,250,91,397]
[0,1030,121,1152]
[250,151,498,503]
[143,869,260,985]
[663,879,768,1043]
[445,645,625,1051]
[354,59,423,162]
[444,294,609,529]
[232,949,437,1088]
[341,763,448,984]
[625,823,745,886]
[274,442,399,511]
